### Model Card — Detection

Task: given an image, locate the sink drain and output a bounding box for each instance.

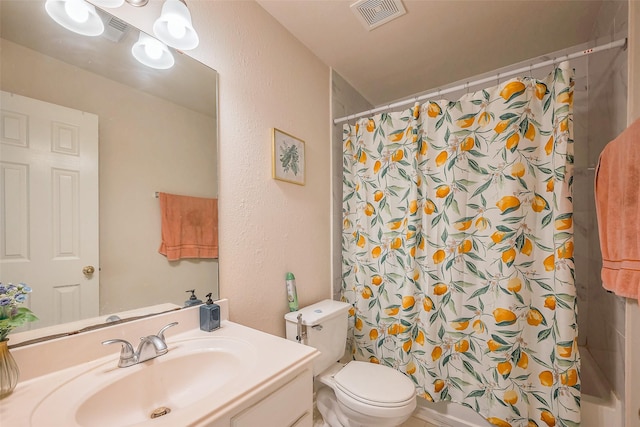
[150,406,171,419]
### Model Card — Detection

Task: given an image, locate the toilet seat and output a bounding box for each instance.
[334,387,416,419]
[331,361,416,418]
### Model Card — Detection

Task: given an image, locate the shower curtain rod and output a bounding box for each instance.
[334,37,627,125]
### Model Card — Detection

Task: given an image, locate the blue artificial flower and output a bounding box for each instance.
[0,282,36,341]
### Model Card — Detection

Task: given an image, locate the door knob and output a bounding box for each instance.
[83,265,95,276]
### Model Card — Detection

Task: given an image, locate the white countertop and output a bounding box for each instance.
[1,301,319,426]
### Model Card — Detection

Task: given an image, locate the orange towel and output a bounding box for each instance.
[158,192,218,261]
[594,118,640,300]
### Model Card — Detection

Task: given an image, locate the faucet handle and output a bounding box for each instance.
[156,322,178,342]
[102,339,135,359]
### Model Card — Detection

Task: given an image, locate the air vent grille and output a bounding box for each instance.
[107,16,128,33]
[96,9,129,43]
[350,0,406,31]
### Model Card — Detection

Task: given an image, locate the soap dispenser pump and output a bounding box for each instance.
[200,293,220,332]
[184,289,203,307]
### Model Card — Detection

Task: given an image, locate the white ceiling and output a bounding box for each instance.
[258,0,606,106]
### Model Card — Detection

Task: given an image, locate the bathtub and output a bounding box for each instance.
[413,346,623,427]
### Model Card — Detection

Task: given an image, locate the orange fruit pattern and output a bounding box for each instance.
[342,64,577,426]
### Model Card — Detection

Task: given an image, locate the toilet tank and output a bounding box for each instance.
[284,299,351,375]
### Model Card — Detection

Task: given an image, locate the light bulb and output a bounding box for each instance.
[65,0,89,23]
[132,32,174,70]
[144,42,163,60]
[46,0,104,36]
[153,0,199,50]
[167,20,187,39]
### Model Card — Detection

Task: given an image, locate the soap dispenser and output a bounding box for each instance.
[184,289,203,307]
[200,293,220,331]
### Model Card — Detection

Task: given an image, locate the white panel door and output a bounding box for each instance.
[0,91,99,329]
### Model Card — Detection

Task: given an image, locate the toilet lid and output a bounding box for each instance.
[333,361,415,406]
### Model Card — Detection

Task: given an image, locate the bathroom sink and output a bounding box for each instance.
[30,336,257,427]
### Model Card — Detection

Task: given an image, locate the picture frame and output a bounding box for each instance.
[272,128,305,186]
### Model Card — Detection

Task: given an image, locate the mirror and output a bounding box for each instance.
[0,0,218,342]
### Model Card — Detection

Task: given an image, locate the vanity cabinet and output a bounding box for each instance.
[230,368,313,427]
[7,304,319,427]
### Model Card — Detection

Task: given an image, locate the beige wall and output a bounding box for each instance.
[106,1,332,337]
[1,38,218,316]
[627,2,640,426]
[201,1,331,336]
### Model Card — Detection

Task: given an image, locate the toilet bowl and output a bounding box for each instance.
[284,299,417,427]
[317,361,416,427]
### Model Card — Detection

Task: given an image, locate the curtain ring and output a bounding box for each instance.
[496,72,500,85]
[465,82,470,94]
[529,64,533,79]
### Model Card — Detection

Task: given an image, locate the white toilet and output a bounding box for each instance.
[285,299,417,427]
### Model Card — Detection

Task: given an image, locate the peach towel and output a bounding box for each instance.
[594,117,640,300]
[158,192,218,261]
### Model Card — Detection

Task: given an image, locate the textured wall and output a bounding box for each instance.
[205,1,331,336]
[106,1,332,337]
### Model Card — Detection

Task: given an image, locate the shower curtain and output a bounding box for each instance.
[342,62,579,427]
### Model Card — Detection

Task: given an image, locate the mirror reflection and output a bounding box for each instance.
[0,0,218,340]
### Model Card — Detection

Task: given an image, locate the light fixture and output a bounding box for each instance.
[91,0,149,7]
[124,0,149,6]
[152,0,199,50]
[90,0,125,8]
[45,0,194,70]
[131,32,175,70]
[45,0,105,36]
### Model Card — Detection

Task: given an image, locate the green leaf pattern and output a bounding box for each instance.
[280,143,301,176]
[342,63,578,427]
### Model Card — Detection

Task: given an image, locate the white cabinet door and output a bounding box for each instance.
[231,369,313,427]
[291,412,312,427]
[0,91,99,329]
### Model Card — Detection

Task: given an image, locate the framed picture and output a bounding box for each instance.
[272,128,305,185]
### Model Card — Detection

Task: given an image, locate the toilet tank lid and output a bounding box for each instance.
[284,299,351,326]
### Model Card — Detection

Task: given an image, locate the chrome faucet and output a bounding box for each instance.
[102,322,178,368]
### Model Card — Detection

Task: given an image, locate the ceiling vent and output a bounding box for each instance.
[96,9,129,43]
[350,0,406,31]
